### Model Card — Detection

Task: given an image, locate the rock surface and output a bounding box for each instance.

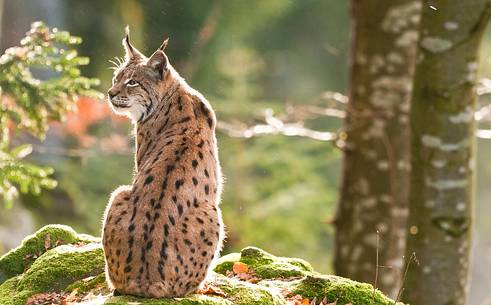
[0,225,397,305]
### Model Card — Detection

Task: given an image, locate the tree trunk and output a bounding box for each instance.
[403,2,491,305]
[334,0,421,298]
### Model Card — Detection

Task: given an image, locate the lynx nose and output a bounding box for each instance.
[108,88,118,99]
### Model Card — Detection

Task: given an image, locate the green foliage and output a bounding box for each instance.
[0,21,101,207]
[0,137,56,208]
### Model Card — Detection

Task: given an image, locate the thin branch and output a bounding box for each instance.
[394,252,419,305]
[216,109,339,143]
[284,104,346,122]
[372,230,380,302]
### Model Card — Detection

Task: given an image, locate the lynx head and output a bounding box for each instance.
[108,27,172,122]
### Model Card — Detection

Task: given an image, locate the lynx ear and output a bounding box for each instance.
[147,50,168,80]
[122,26,144,61]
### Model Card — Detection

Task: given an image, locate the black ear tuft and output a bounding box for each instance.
[159,37,170,51]
[122,26,144,61]
[147,50,167,80]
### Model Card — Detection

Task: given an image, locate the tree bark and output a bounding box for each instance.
[403,1,491,305]
[335,0,421,298]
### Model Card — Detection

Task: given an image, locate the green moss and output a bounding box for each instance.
[214,274,284,305]
[104,294,232,305]
[284,258,313,272]
[254,261,307,279]
[214,247,312,279]
[291,275,394,305]
[0,276,20,305]
[239,247,275,267]
[213,253,240,274]
[0,243,105,305]
[65,272,108,295]
[0,224,89,283]
[19,243,104,292]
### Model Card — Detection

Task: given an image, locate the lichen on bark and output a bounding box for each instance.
[335,0,422,297]
[403,1,491,305]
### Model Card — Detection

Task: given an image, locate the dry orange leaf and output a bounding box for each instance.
[44,234,51,250]
[232,262,249,274]
[197,283,226,297]
[65,288,79,302]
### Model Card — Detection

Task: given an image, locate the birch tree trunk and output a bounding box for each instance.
[403,2,491,305]
[334,0,421,297]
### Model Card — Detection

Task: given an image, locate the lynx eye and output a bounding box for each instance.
[125,79,139,87]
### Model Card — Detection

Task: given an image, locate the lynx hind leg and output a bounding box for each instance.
[209,209,226,272]
[104,185,132,210]
[105,263,116,290]
[102,185,131,240]
[103,185,132,222]
[102,185,132,290]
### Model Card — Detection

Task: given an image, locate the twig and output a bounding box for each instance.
[394,252,418,305]
[372,230,380,303]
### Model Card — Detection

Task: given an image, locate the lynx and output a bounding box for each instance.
[102,28,224,298]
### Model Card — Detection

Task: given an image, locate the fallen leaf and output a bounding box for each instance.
[26,292,65,305]
[65,288,79,302]
[280,288,292,297]
[197,283,226,297]
[232,262,249,274]
[74,241,87,248]
[44,234,51,250]
[286,294,307,305]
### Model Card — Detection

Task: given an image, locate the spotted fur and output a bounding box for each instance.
[102,29,224,298]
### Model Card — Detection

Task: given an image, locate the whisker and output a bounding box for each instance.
[115,56,124,66]
[107,56,126,72]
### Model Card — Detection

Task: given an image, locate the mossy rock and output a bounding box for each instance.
[0,225,398,305]
[0,224,99,284]
[0,242,104,305]
[214,247,313,279]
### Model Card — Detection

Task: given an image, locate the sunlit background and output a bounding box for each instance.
[1,1,491,304]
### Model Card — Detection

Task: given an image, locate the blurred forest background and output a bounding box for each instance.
[1,1,491,304]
